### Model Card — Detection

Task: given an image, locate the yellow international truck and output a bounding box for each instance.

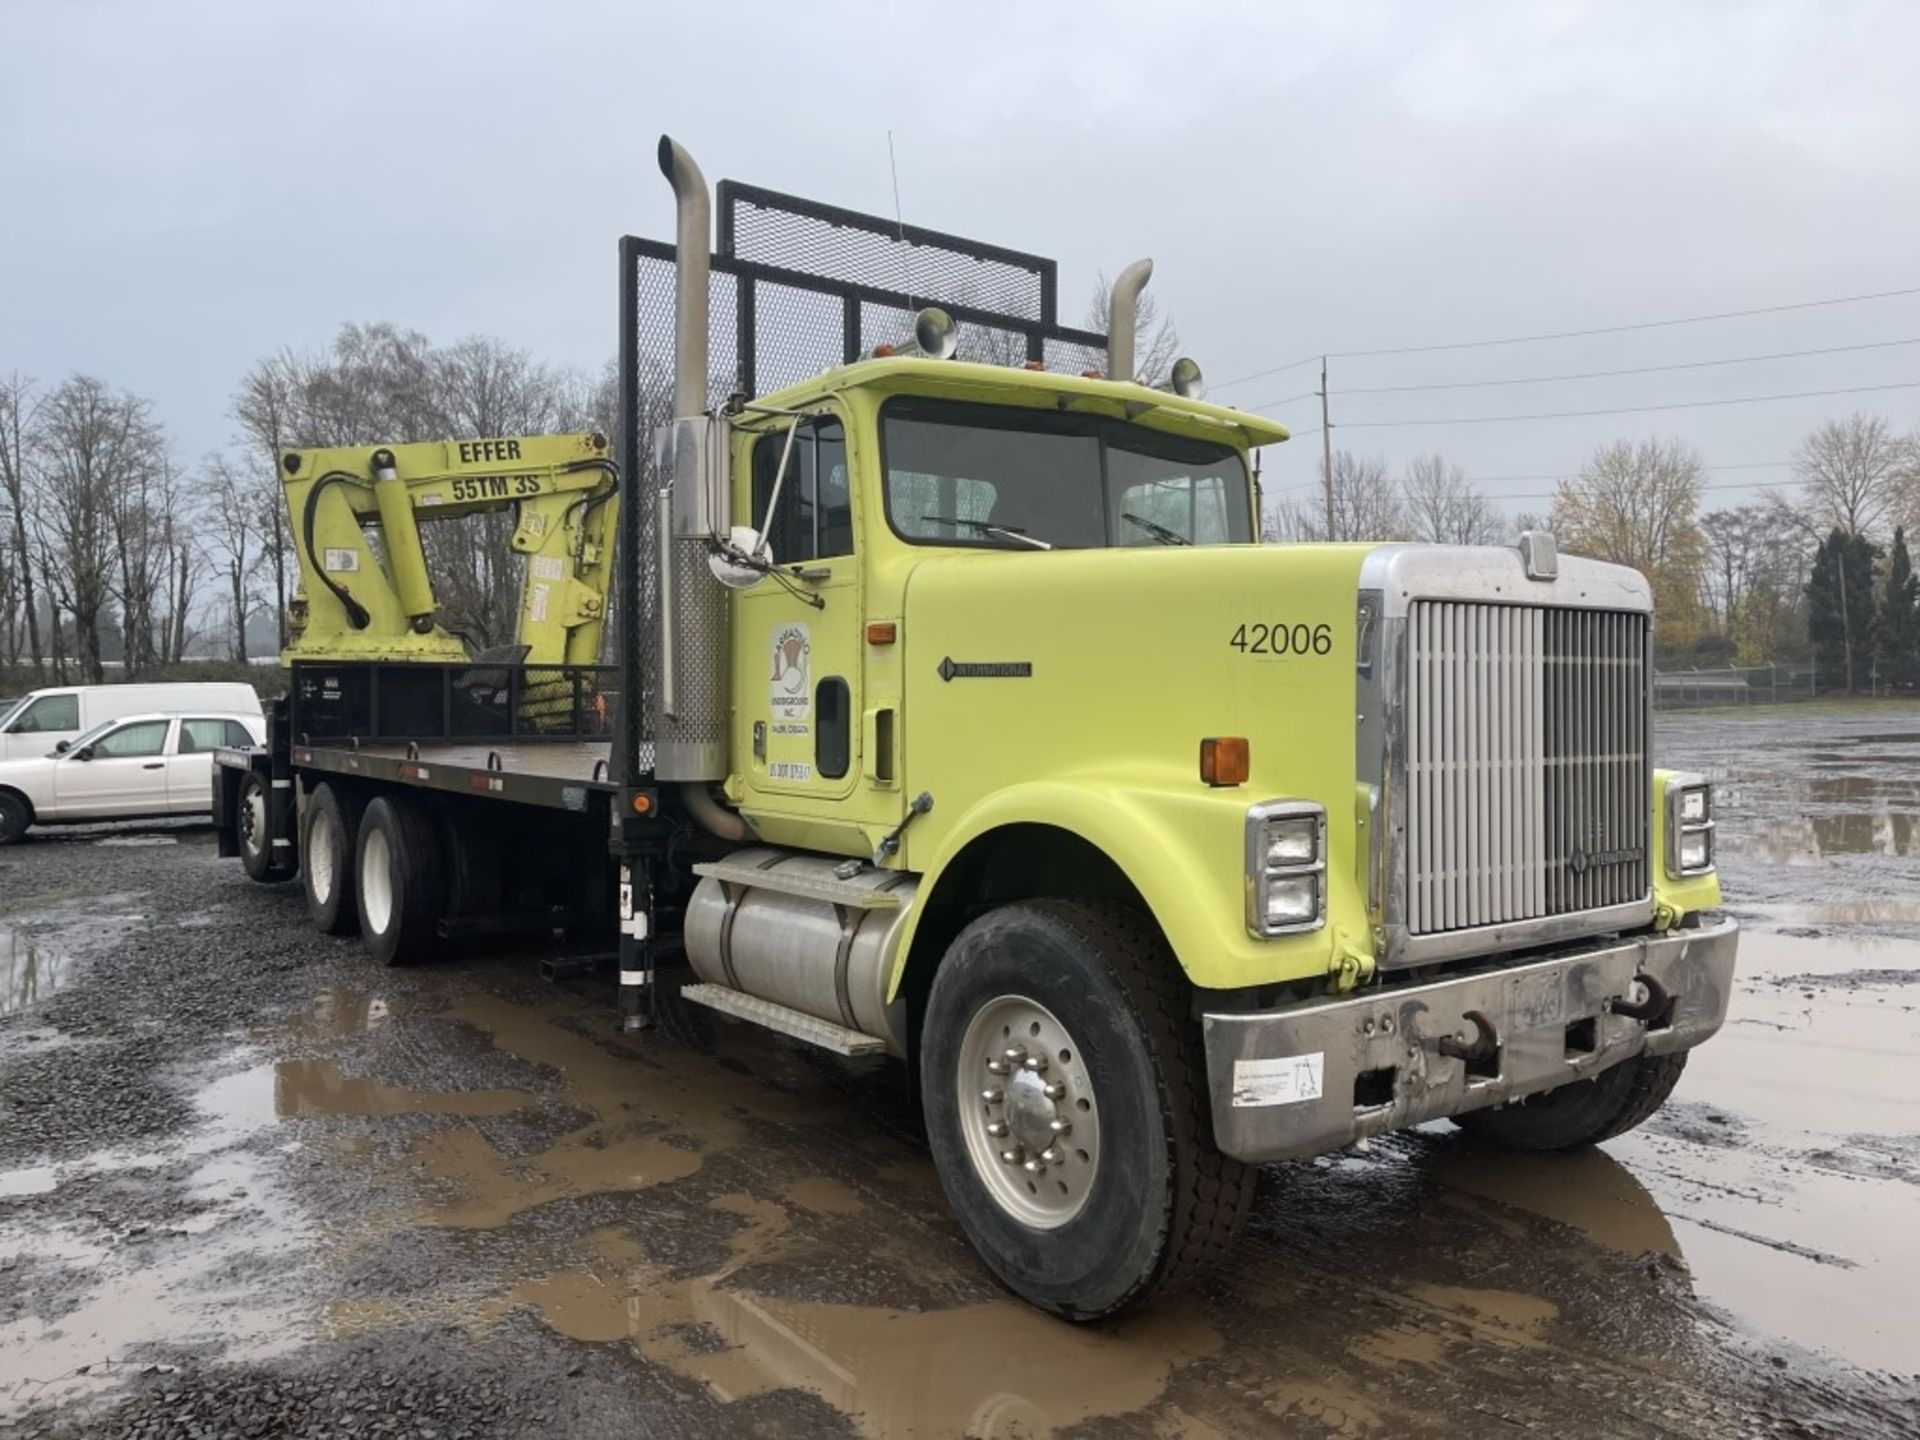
[214,137,1738,1320]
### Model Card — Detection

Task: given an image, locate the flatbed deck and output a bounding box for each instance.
[221,738,629,814]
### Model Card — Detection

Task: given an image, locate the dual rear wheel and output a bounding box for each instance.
[300,783,446,966]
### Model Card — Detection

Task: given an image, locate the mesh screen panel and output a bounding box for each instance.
[722,184,1048,322]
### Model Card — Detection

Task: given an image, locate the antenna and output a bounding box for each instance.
[887,129,913,301]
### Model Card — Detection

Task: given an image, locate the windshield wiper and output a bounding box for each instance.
[1122,512,1190,546]
[921,514,1053,550]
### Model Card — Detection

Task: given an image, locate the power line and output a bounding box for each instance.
[1211,283,1920,390]
[1266,473,1805,504]
[1297,337,1920,398]
[1329,380,1920,430]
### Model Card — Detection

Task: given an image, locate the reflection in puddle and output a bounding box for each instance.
[1,924,67,1017]
[505,1197,1221,1440]
[1428,1145,1679,1258]
[197,1059,531,1131]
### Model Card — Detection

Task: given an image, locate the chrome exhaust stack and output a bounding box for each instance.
[650,135,733,791]
[1104,258,1153,382]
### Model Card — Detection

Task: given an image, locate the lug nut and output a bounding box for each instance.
[986,1121,1008,1138]
[1022,1054,1049,1073]
[982,1087,1004,1104]
[1000,1146,1024,1165]
[1023,1158,1045,1175]
[1043,1082,1066,1101]
[1048,1119,1072,1136]
[1039,1147,1063,1165]
[1002,1046,1027,1066]
[986,1059,1010,1076]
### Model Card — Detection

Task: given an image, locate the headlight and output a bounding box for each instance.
[1665,775,1715,878]
[1246,801,1327,937]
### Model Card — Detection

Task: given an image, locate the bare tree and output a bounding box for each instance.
[1086,272,1180,385]
[202,454,263,661]
[1271,452,1408,542]
[33,378,162,682]
[1791,413,1908,539]
[0,373,44,673]
[1401,454,1503,545]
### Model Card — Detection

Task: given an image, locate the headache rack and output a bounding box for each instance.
[611,178,1112,789]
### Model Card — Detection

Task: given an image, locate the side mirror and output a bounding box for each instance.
[708,525,772,591]
[71,745,94,762]
[54,739,70,753]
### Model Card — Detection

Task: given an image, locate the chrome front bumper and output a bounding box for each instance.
[1201,916,1738,1164]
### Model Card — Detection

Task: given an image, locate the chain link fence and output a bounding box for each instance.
[1653,663,1840,709]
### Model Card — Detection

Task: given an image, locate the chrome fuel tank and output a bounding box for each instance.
[684,848,916,1056]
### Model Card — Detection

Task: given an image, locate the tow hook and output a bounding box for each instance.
[1435,1009,1499,1066]
[1609,973,1675,1027]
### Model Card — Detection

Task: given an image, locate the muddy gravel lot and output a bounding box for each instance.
[2,703,1918,1439]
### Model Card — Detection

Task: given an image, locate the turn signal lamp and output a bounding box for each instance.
[866,621,898,645]
[1200,737,1250,787]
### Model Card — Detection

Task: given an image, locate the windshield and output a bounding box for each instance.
[880,398,1253,550]
[0,697,21,729]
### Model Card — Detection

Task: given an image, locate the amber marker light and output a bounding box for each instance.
[866,621,898,645]
[1200,737,1250,787]
[631,793,653,815]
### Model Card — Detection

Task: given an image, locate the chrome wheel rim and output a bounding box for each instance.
[360,825,393,933]
[957,994,1100,1229]
[241,784,266,859]
[308,808,336,903]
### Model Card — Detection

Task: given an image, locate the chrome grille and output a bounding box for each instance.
[1406,602,1649,935]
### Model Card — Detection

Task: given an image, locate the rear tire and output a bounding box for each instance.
[355,794,447,967]
[0,791,31,846]
[919,899,1254,1322]
[238,771,295,883]
[302,783,365,935]
[1454,1051,1688,1151]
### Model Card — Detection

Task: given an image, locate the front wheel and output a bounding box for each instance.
[1454,1051,1688,1151]
[0,791,30,846]
[919,899,1254,1321]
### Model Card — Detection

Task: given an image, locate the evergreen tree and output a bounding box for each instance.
[1807,528,1878,692]
[1878,526,1919,692]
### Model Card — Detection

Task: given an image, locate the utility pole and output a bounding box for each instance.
[1318,356,1335,540]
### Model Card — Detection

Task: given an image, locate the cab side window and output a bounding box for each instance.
[91,720,170,759]
[14,695,79,733]
[752,419,851,563]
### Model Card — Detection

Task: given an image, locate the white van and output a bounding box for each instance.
[0,683,265,762]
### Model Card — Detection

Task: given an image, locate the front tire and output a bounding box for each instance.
[919,899,1254,1321]
[0,791,30,846]
[355,794,447,967]
[1454,1051,1688,1151]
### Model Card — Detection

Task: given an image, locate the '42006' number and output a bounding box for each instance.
[1230,622,1333,656]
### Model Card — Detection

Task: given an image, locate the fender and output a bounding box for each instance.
[887,776,1371,998]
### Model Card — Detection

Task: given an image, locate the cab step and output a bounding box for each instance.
[692,858,902,909]
[676,983,888,1057]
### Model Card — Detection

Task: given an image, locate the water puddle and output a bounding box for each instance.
[498,1195,1222,1438]
[0,1164,60,1198]
[1427,1146,1679,1258]
[197,1058,531,1131]
[1,923,68,1018]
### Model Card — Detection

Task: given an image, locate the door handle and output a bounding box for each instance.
[142,762,164,770]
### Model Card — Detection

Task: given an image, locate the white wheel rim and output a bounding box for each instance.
[957,994,1101,1229]
[308,808,336,903]
[361,825,394,934]
[241,785,266,857]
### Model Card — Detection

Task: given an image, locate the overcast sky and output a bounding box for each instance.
[4,0,1916,519]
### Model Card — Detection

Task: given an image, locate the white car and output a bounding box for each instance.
[0,711,266,845]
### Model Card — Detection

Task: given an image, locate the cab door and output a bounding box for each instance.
[52,717,175,818]
[2,692,80,761]
[733,415,864,813]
